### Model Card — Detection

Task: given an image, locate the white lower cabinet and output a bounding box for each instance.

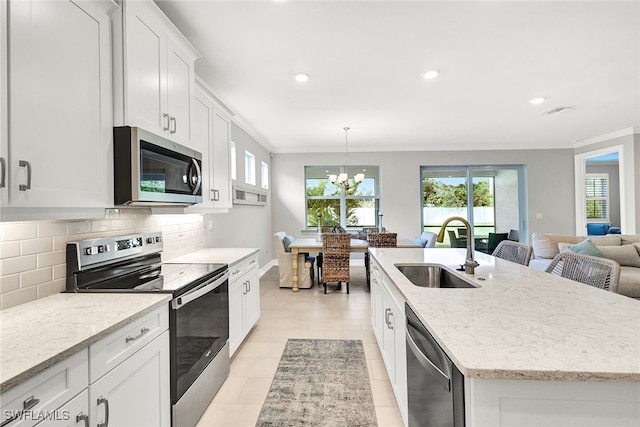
[228,252,260,356]
[0,305,170,427]
[89,331,170,427]
[370,257,408,427]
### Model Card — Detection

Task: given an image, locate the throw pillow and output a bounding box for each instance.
[412,236,427,247]
[567,239,605,257]
[586,223,608,236]
[599,245,640,268]
[557,242,572,252]
[283,235,294,253]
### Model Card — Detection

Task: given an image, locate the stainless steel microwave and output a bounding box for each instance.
[114,127,203,206]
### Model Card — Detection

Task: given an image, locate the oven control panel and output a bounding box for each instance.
[68,232,164,270]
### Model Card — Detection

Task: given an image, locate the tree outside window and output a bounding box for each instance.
[305,165,379,229]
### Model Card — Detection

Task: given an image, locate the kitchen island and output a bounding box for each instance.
[369,247,640,426]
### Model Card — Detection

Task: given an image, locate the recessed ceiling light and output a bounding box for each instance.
[529,97,546,104]
[421,70,439,79]
[294,73,309,82]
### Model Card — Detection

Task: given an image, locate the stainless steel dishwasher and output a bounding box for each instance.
[406,303,465,427]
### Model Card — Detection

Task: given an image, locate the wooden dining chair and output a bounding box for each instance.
[321,233,352,294]
[365,232,397,287]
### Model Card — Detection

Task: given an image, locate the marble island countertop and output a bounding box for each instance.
[369,247,640,382]
[0,293,171,393]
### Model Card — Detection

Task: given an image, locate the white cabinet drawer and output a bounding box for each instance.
[228,261,244,283]
[0,349,88,427]
[89,305,168,383]
[245,253,259,272]
[33,389,88,427]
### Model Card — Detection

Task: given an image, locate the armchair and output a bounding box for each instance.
[273,232,314,289]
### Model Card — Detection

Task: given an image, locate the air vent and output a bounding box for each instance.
[541,106,575,115]
[232,184,268,206]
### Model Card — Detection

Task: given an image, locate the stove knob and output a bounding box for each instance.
[85,246,98,255]
[147,237,154,244]
[155,236,162,243]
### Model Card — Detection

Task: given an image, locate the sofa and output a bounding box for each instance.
[529,233,640,298]
[273,232,314,289]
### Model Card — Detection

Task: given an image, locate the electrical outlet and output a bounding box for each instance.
[208,220,214,231]
[536,213,543,220]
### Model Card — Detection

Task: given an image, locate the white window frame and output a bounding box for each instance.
[230,141,237,181]
[244,150,256,185]
[261,161,269,189]
[585,173,610,223]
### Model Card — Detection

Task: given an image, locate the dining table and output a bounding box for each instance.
[288,236,421,292]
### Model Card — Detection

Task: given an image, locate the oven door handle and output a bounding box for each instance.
[171,271,229,310]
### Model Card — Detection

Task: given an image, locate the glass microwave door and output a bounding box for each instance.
[140,140,201,196]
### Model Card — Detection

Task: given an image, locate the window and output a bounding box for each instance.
[305,165,380,229]
[585,173,609,222]
[244,150,256,185]
[230,141,236,180]
[261,161,269,189]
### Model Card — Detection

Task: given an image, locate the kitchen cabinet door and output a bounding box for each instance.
[6,0,113,209]
[89,331,170,427]
[188,80,233,212]
[228,274,245,356]
[243,263,261,331]
[117,0,198,146]
[0,0,7,214]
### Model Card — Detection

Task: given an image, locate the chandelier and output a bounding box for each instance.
[329,127,364,190]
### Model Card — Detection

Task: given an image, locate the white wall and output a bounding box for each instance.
[271,148,575,250]
[206,122,273,266]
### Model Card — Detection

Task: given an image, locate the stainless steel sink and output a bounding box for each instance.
[395,264,478,288]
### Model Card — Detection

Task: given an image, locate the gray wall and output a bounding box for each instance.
[271,149,575,250]
[206,122,273,266]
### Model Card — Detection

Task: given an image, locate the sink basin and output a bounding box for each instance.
[395,264,478,288]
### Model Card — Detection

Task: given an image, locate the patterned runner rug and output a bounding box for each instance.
[256,338,378,427]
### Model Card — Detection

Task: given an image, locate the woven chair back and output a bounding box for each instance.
[492,241,533,266]
[368,232,397,248]
[321,233,351,283]
[545,251,621,293]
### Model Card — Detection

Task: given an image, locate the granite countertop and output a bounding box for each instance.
[369,247,640,382]
[0,293,171,393]
[165,247,259,265]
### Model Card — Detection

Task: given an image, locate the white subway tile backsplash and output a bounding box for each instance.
[37,279,66,299]
[21,238,53,255]
[0,223,38,242]
[1,255,37,276]
[0,212,209,309]
[37,250,65,268]
[21,268,52,288]
[37,222,67,238]
[1,287,38,310]
[0,242,20,259]
[0,274,20,294]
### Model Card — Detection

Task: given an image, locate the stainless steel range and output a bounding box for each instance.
[66,232,229,427]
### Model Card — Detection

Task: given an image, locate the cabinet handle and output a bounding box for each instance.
[373,265,378,271]
[163,113,170,131]
[384,308,390,326]
[97,397,109,427]
[242,281,247,295]
[76,412,89,427]
[19,160,31,191]
[212,189,219,201]
[388,310,394,330]
[169,116,177,134]
[246,280,251,293]
[0,157,5,188]
[125,327,150,343]
[0,396,40,427]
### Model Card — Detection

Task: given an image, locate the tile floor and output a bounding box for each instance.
[196,266,404,427]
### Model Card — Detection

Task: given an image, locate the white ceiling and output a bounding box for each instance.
[155,0,640,153]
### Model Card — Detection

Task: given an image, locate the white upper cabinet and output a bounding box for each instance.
[114,0,199,146]
[188,79,233,212]
[2,0,114,213]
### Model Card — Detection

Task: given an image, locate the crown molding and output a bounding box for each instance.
[573,127,639,148]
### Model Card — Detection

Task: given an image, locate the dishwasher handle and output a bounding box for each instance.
[406,321,451,391]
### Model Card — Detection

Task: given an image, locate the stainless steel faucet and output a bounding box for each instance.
[436,216,480,274]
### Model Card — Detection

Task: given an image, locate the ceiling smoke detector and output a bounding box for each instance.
[541,106,575,115]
